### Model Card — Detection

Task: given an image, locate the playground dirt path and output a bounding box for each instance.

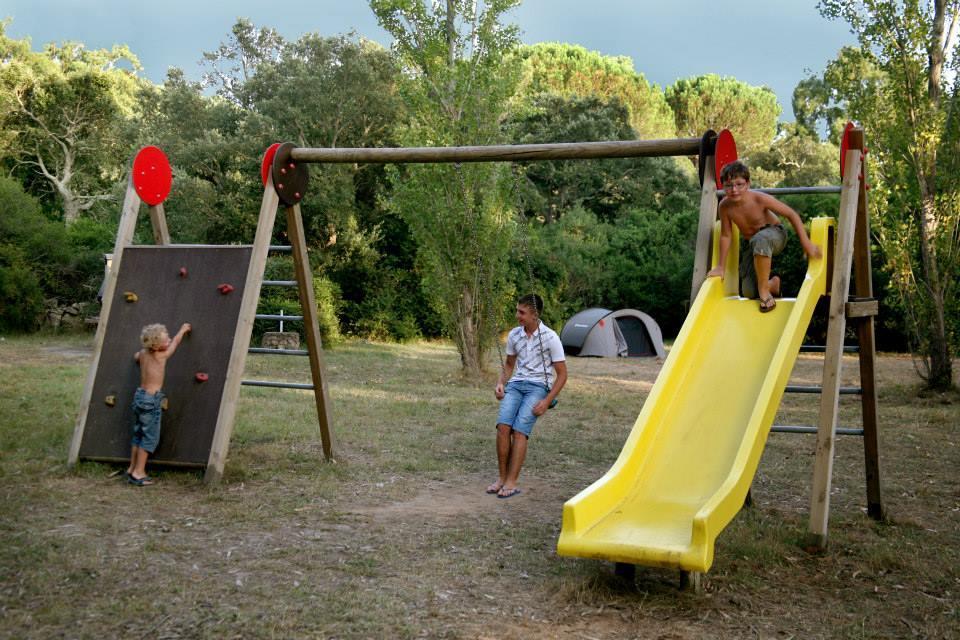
[0,335,958,639]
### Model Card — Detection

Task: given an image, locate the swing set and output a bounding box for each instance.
[69,126,881,573]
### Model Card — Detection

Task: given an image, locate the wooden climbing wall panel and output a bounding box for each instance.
[78,246,253,466]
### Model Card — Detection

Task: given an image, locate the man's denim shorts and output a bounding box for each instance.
[131,388,164,453]
[497,380,548,437]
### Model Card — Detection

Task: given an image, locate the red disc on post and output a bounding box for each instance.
[840,121,856,179]
[714,129,738,187]
[132,146,172,206]
[261,143,281,186]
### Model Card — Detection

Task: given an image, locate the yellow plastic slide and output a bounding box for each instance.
[557,218,833,572]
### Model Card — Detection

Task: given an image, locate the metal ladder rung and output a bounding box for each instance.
[771,425,864,436]
[799,345,860,353]
[255,314,303,321]
[242,380,314,390]
[262,280,298,287]
[248,348,309,356]
[784,385,862,395]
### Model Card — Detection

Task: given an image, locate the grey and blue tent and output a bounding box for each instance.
[560,308,666,358]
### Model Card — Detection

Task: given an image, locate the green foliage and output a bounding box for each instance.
[371,0,521,373]
[0,244,44,332]
[312,276,343,347]
[665,74,781,157]
[508,94,693,224]
[814,0,959,389]
[516,43,675,139]
[0,177,63,330]
[523,205,697,337]
[0,23,146,223]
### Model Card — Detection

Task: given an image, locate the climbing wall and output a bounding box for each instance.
[79,245,253,466]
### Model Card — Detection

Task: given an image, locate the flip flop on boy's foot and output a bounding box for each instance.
[127,475,154,486]
[759,296,777,313]
[497,487,521,499]
[486,482,504,495]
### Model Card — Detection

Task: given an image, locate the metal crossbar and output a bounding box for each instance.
[785,385,862,395]
[241,380,314,390]
[772,425,864,436]
[247,348,309,356]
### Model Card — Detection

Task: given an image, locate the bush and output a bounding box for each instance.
[0,245,45,332]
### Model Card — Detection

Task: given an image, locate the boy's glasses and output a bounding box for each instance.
[724,180,748,191]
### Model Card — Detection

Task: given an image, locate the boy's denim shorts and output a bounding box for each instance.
[497,380,549,437]
[739,223,787,299]
[131,388,164,453]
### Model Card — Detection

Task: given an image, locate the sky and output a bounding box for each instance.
[4,1,856,121]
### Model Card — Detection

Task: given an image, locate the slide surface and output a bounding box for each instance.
[556,218,833,572]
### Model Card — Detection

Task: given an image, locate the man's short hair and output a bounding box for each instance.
[720,160,750,184]
[141,323,168,350]
[518,293,543,315]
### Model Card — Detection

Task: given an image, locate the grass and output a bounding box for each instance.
[0,332,957,639]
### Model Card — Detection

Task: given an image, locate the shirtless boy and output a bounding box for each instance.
[126,322,191,485]
[706,160,822,312]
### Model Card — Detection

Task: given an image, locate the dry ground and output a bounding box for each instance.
[0,334,957,639]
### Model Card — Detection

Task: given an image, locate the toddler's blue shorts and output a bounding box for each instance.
[131,387,164,453]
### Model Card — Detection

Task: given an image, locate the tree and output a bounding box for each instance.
[665,74,781,158]
[816,0,959,390]
[516,43,676,140]
[199,18,284,108]
[0,24,146,224]
[508,93,695,223]
[370,0,521,375]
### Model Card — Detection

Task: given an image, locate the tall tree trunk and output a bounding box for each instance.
[456,285,484,376]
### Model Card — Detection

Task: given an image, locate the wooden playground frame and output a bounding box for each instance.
[69,128,881,550]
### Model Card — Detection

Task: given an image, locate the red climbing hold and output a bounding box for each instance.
[179,267,188,278]
[195,372,209,383]
[217,283,235,295]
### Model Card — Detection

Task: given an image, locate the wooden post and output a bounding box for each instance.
[148,203,171,245]
[204,181,280,484]
[679,570,703,593]
[691,155,719,304]
[807,148,863,549]
[849,132,884,521]
[285,204,335,460]
[68,179,142,465]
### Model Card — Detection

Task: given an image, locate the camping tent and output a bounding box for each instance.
[560,308,666,358]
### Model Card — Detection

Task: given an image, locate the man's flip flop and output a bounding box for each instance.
[497,487,521,499]
[759,296,776,313]
[486,483,503,494]
[127,475,154,486]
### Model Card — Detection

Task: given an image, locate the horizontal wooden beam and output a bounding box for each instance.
[290,138,702,164]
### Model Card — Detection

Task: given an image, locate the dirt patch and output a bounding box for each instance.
[346,475,567,523]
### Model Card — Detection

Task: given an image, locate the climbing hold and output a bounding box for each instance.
[160,397,169,411]
[217,283,235,295]
[195,372,209,383]
[124,291,138,303]
[179,267,188,278]
[104,395,116,407]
